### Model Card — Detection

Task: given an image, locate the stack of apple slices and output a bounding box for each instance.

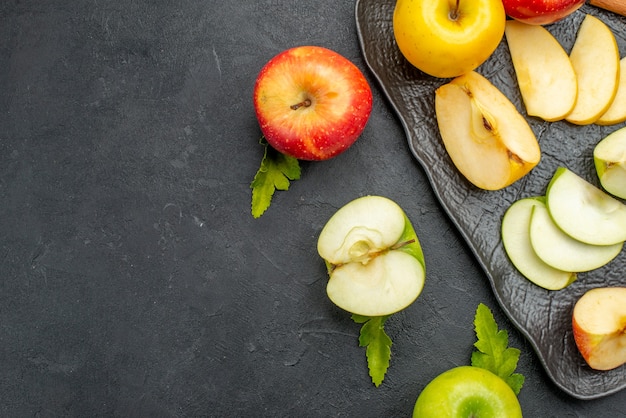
[505,14,626,125]
[502,167,626,291]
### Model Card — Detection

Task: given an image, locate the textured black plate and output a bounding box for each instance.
[356,0,626,400]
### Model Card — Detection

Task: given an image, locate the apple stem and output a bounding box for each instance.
[449,0,460,20]
[290,98,312,111]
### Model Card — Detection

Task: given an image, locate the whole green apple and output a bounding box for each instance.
[413,366,522,418]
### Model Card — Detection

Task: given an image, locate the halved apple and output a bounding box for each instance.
[317,196,425,317]
[529,203,623,272]
[505,20,577,122]
[545,167,626,246]
[501,197,576,290]
[573,287,626,371]
[565,14,619,125]
[594,126,626,199]
[435,71,541,190]
[597,57,626,126]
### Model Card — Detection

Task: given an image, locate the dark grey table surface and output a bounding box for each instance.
[2,1,625,417]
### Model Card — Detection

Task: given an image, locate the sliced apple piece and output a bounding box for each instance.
[546,167,626,246]
[435,71,541,190]
[529,203,622,272]
[565,14,619,125]
[501,197,576,290]
[505,20,577,122]
[317,195,425,317]
[594,127,626,199]
[597,57,626,126]
[573,287,626,371]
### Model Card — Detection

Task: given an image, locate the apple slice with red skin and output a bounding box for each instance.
[502,0,585,25]
[253,46,373,161]
[573,287,626,371]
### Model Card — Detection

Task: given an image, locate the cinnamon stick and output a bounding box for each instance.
[590,0,626,17]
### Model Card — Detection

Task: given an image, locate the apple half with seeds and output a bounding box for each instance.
[317,196,425,317]
[435,71,540,190]
[501,197,576,290]
[546,167,626,246]
[594,127,626,200]
[573,287,626,371]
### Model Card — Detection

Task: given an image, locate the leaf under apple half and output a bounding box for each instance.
[435,71,540,191]
[505,20,577,122]
[546,167,626,246]
[573,287,626,371]
[594,127,626,200]
[317,195,425,317]
[501,197,576,291]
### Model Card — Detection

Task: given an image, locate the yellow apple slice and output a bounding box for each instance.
[505,20,577,122]
[566,14,620,125]
[573,287,626,371]
[597,57,626,126]
[435,71,540,190]
[594,127,626,199]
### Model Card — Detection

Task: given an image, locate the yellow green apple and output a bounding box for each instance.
[393,0,506,78]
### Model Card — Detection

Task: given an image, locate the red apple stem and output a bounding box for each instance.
[290,98,312,110]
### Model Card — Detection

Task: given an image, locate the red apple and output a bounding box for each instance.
[572,287,626,371]
[253,46,373,161]
[502,0,585,25]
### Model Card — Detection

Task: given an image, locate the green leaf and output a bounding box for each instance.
[352,315,392,387]
[250,137,301,218]
[471,303,525,395]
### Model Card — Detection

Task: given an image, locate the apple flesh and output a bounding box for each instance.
[565,14,620,125]
[504,20,577,122]
[317,196,425,317]
[529,203,623,273]
[413,366,522,418]
[435,71,540,190]
[253,46,373,161]
[502,0,585,25]
[545,167,626,246]
[573,287,626,371]
[393,0,505,78]
[501,197,576,290]
[597,57,626,126]
[594,127,626,199]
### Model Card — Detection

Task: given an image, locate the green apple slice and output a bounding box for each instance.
[594,127,626,199]
[546,167,626,246]
[529,203,623,272]
[317,195,425,317]
[501,197,576,290]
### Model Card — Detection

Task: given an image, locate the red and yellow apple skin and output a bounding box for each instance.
[253,46,373,161]
[503,0,585,25]
[572,287,626,371]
